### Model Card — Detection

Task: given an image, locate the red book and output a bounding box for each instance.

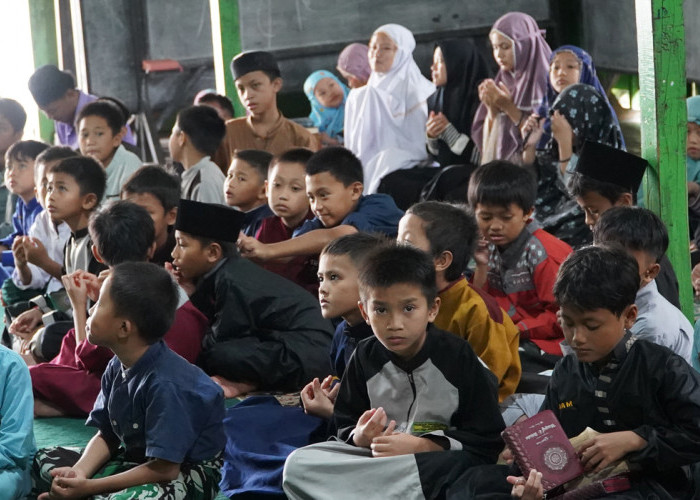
[502,410,584,492]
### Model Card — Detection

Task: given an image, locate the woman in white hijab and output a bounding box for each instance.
[344,24,436,194]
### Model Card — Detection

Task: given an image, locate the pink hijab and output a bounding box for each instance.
[337,43,371,84]
[471,12,551,162]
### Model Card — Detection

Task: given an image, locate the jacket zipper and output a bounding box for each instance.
[406,372,417,427]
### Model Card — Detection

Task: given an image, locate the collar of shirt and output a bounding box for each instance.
[634,279,658,312]
[245,111,286,139]
[119,340,167,381]
[70,226,89,240]
[496,220,540,270]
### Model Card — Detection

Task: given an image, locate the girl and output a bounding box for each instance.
[303,70,349,145]
[336,43,371,89]
[471,12,551,164]
[344,24,435,194]
[535,83,624,247]
[523,45,624,164]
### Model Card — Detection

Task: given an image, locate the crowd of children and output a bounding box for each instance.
[0,8,698,499]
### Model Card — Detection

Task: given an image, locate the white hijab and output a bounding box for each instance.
[345,24,436,193]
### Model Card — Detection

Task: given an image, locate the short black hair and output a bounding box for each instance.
[233,149,274,182]
[121,165,181,211]
[196,93,235,118]
[467,160,536,212]
[108,262,179,343]
[89,201,155,267]
[567,172,635,204]
[406,202,478,282]
[321,232,388,268]
[592,206,668,263]
[187,234,238,259]
[306,147,363,186]
[49,156,106,201]
[271,148,314,173]
[176,105,226,156]
[553,245,639,317]
[0,98,27,133]
[35,146,78,179]
[5,140,49,163]
[359,244,437,304]
[77,100,126,135]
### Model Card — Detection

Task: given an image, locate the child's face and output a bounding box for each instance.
[368,32,397,73]
[0,114,21,157]
[559,303,636,363]
[267,161,309,227]
[123,192,176,247]
[86,276,120,348]
[79,115,121,165]
[550,51,581,94]
[306,172,362,228]
[430,47,447,87]
[474,202,532,248]
[688,122,700,161]
[359,283,439,360]
[224,159,267,212]
[318,253,362,324]
[397,214,431,254]
[40,91,77,124]
[314,77,345,108]
[34,160,54,209]
[46,171,92,225]
[4,154,37,201]
[489,31,514,72]
[235,71,282,116]
[574,192,617,230]
[171,230,217,281]
[168,122,184,163]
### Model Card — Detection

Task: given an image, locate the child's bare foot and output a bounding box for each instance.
[210,375,257,398]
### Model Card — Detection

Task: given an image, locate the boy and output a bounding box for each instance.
[257,148,316,293]
[398,201,521,401]
[77,100,142,199]
[0,140,49,252]
[169,105,226,204]
[0,98,26,170]
[503,246,700,499]
[121,165,180,266]
[195,91,235,121]
[238,147,403,262]
[568,139,680,309]
[283,245,505,500]
[172,199,333,397]
[301,232,387,419]
[212,51,318,171]
[469,161,572,371]
[592,206,693,362]
[31,201,208,417]
[33,262,225,499]
[28,65,135,149]
[8,157,107,361]
[224,149,274,236]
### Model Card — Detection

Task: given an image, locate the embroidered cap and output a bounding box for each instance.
[230,51,281,80]
[175,199,245,242]
[575,140,648,193]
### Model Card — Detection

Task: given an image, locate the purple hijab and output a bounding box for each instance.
[337,43,371,85]
[471,12,551,162]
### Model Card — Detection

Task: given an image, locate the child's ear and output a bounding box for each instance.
[524,206,535,220]
[206,242,223,263]
[91,244,105,264]
[350,181,363,201]
[645,262,661,282]
[117,318,132,341]
[357,300,370,323]
[615,192,634,207]
[272,77,283,93]
[427,296,441,323]
[434,250,453,275]
[165,207,177,226]
[257,179,267,201]
[82,193,99,211]
[622,303,637,330]
[146,241,157,260]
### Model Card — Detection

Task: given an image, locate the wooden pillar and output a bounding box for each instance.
[210,0,245,117]
[635,0,692,319]
[27,0,59,143]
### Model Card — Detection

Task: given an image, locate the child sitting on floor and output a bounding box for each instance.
[256,148,317,294]
[77,100,142,199]
[121,165,180,266]
[398,201,521,400]
[33,262,225,500]
[283,244,505,500]
[224,149,274,236]
[238,146,403,262]
[303,70,349,145]
[469,160,572,373]
[169,105,226,204]
[171,199,333,397]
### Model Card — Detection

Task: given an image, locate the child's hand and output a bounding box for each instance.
[318,132,340,147]
[578,431,646,473]
[692,263,700,296]
[473,237,490,267]
[301,377,336,419]
[370,424,443,457]
[522,114,544,146]
[23,237,50,267]
[38,466,90,499]
[61,271,90,310]
[507,469,544,499]
[237,234,270,261]
[353,407,389,448]
[426,111,449,138]
[9,307,43,338]
[550,110,573,146]
[12,236,28,267]
[319,374,340,402]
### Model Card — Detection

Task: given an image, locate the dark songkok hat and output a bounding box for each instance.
[175,199,245,242]
[28,65,76,106]
[230,51,281,80]
[575,140,648,193]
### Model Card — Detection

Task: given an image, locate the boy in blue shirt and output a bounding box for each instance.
[238,146,403,261]
[33,262,225,500]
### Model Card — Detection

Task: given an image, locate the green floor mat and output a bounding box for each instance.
[33,417,95,449]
